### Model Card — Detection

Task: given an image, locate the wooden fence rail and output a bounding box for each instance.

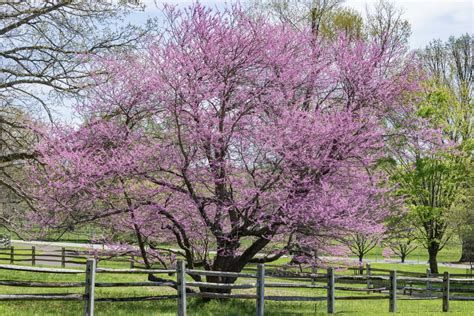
[0,247,137,267]
[0,260,472,315]
[0,247,172,269]
[264,264,473,277]
[0,246,88,267]
[2,246,473,276]
[0,247,160,270]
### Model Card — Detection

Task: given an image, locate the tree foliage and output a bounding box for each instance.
[386,35,473,271]
[25,4,420,287]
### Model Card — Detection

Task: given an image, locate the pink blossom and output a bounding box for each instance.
[26,3,422,274]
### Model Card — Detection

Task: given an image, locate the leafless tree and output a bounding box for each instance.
[420,34,472,106]
[365,0,411,57]
[247,0,344,34]
[341,232,381,263]
[0,0,152,231]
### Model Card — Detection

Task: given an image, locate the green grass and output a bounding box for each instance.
[0,257,472,315]
[354,237,463,264]
[0,278,472,316]
[368,263,471,275]
[0,238,470,315]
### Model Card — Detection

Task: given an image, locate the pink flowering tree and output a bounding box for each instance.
[27,4,419,290]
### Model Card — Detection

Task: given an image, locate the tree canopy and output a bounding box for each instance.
[24,4,423,287]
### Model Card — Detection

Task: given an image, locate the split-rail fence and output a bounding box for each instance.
[0,258,472,315]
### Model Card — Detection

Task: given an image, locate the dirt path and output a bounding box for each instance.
[11,240,473,271]
[11,240,97,268]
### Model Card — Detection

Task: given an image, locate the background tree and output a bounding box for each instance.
[420,34,472,266]
[341,232,381,263]
[421,34,472,107]
[0,0,151,231]
[451,169,474,262]
[319,7,364,40]
[386,81,471,273]
[249,0,410,46]
[384,215,417,263]
[0,107,38,237]
[247,0,344,34]
[365,0,411,56]
[380,33,472,273]
[27,4,419,291]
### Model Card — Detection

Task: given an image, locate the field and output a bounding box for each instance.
[0,244,472,315]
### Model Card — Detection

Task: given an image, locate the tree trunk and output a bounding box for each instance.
[401,254,406,263]
[199,275,236,295]
[428,245,439,274]
[194,235,272,298]
[198,250,240,296]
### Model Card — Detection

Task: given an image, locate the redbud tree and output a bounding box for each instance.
[28,4,418,287]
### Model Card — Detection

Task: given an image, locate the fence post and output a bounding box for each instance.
[327,267,335,314]
[256,264,265,316]
[389,270,397,313]
[366,263,372,294]
[311,265,316,286]
[31,246,36,266]
[177,260,186,316]
[61,247,66,268]
[130,255,135,269]
[426,268,431,296]
[84,259,96,316]
[9,246,14,264]
[442,271,449,312]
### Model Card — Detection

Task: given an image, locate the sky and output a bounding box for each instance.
[130,0,473,49]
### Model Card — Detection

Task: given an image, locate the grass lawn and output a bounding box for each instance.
[0,282,472,315]
[0,257,472,315]
[351,236,463,264]
[0,237,471,315]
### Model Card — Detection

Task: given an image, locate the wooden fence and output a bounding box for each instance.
[2,246,473,276]
[0,260,472,316]
[264,263,473,278]
[0,246,137,268]
[0,246,89,267]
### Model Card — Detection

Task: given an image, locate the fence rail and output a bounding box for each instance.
[0,260,471,315]
[0,246,140,268]
[3,246,473,276]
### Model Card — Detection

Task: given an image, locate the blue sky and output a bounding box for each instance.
[131,0,473,49]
